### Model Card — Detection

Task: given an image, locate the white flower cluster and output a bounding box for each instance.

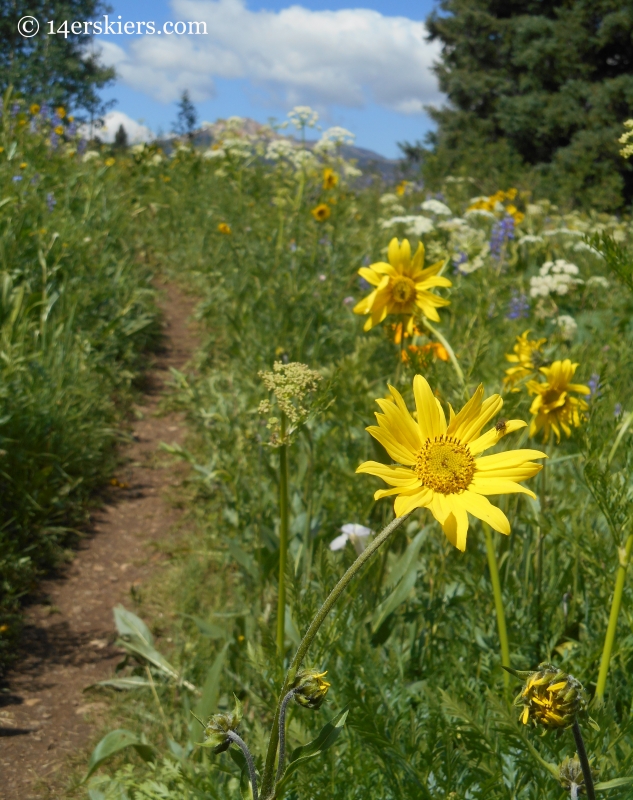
[288,105,319,130]
[586,275,609,288]
[529,260,582,298]
[555,315,578,341]
[421,199,452,216]
[290,149,318,171]
[265,139,297,161]
[380,216,435,236]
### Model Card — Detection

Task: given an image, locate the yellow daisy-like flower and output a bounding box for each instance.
[503,330,546,391]
[357,376,546,551]
[104,157,116,167]
[322,168,338,190]
[54,125,64,135]
[30,104,40,115]
[56,106,66,118]
[218,222,232,234]
[527,359,590,442]
[353,238,451,332]
[311,203,331,221]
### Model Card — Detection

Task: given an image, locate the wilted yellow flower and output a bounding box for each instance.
[54,125,64,136]
[527,360,590,442]
[504,330,547,391]
[353,238,451,332]
[104,157,116,167]
[218,222,232,234]
[357,376,546,551]
[56,106,66,118]
[510,663,589,730]
[30,104,40,115]
[322,168,338,190]
[311,203,331,221]
[292,669,331,710]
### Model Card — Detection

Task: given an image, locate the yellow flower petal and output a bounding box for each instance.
[469,476,537,498]
[468,420,527,456]
[413,375,445,439]
[458,491,510,534]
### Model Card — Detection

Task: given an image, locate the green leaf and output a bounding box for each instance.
[92,677,152,690]
[372,566,417,633]
[113,605,154,646]
[115,635,179,680]
[227,540,260,580]
[183,614,228,639]
[384,527,428,589]
[595,777,633,791]
[190,643,229,743]
[83,729,155,781]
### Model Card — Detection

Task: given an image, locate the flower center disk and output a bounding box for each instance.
[415,436,476,494]
[391,275,416,304]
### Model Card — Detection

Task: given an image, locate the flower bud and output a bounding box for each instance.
[513,663,588,729]
[200,695,243,753]
[292,668,331,710]
[558,755,585,794]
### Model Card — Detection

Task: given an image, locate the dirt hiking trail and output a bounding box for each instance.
[0,281,198,799]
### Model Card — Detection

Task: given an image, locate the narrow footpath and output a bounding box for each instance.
[0,281,197,799]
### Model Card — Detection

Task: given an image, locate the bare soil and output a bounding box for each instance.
[0,281,198,799]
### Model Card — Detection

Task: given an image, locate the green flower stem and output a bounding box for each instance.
[227,730,259,800]
[276,413,290,655]
[572,720,596,800]
[261,512,411,798]
[482,522,511,690]
[420,318,464,385]
[595,531,633,701]
[275,689,297,785]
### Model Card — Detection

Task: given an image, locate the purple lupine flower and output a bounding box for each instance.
[46,192,56,211]
[614,403,623,418]
[12,175,23,182]
[11,103,20,116]
[506,290,530,320]
[452,251,468,274]
[490,215,515,259]
[50,132,59,149]
[40,104,50,120]
[587,373,600,400]
[358,276,371,292]
[67,122,77,137]
[77,139,87,155]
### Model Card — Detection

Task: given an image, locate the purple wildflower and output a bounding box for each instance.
[343,296,355,306]
[490,215,515,259]
[11,103,20,116]
[12,175,23,183]
[77,139,87,155]
[50,132,59,149]
[614,403,623,418]
[67,122,77,137]
[358,277,371,292]
[46,193,56,211]
[587,373,600,400]
[506,290,530,320]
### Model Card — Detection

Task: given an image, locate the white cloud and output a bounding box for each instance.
[84,110,154,143]
[96,0,441,114]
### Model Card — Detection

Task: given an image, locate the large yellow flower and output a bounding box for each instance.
[527,360,590,442]
[353,238,451,332]
[504,330,547,391]
[357,376,546,551]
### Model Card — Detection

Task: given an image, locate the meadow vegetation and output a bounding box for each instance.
[3,96,633,799]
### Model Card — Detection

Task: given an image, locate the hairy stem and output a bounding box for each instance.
[261,512,411,797]
[228,730,259,800]
[275,689,297,785]
[482,523,510,691]
[595,532,633,701]
[572,721,596,800]
[276,414,289,655]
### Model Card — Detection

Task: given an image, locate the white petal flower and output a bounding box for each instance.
[421,199,452,216]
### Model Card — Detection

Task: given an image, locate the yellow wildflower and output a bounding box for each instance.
[67,115,74,122]
[56,106,66,118]
[353,238,451,332]
[357,376,546,551]
[19,162,27,169]
[54,125,64,135]
[395,180,408,196]
[104,157,116,167]
[527,360,590,442]
[322,168,338,190]
[30,104,40,115]
[311,203,331,221]
[218,222,232,234]
[504,330,547,391]
[512,663,589,730]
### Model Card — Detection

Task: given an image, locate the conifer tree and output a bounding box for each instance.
[173,90,197,140]
[421,0,633,208]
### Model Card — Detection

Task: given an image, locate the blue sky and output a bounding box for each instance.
[94,0,442,158]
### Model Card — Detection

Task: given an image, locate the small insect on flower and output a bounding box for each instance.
[218,222,232,234]
[495,418,508,433]
[322,168,338,190]
[311,203,331,222]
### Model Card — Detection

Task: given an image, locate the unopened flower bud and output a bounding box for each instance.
[558,755,585,794]
[200,696,243,753]
[511,663,588,729]
[292,668,331,710]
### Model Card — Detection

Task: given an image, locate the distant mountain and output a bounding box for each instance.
[157,117,405,184]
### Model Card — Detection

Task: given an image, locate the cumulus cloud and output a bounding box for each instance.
[82,110,154,143]
[96,0,441,113]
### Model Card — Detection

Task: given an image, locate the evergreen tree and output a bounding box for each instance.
[173,90,197,140]
[113,123,128,149]
[421,0,633,208]
[0,1,115,116]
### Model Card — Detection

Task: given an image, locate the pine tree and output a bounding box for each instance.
[113,124,128,149]
[0,1,115,116]
[173,90,197,140]
[421,0,633,209]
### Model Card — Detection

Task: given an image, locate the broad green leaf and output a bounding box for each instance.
[190,643,229,743]
[113,605,154,646]
[595,777,633,791]
[116,636,179,680]
[227,539,260,580]
[93,677,152,690]
[83,729,155,781]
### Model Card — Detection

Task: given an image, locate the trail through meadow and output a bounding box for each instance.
[0,282,197,799]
